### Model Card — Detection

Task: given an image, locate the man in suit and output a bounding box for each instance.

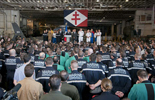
[66,29,71,42]
[72,29,78,43]
[59,28,63,42]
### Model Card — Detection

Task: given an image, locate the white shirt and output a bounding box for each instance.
[53,33,56,38]
[86,32,91,38]
[78,31,84,37]
[96,32,102,37]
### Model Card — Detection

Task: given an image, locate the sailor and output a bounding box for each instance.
[43,30,48,42]
[28,47,35,64]
[34,52,45,76]
[86,30,91,43]
[108,58,131,98]
[128,54,146,84]
[5,49,21,90]
[77,50,87,72]
[96,54,109,77]
[120,52,129,69]
[100,46,111,65]
[82,53,105,99]
[67,60,87,100]
[96,29,102,46]
[78,28,84,44]
[36,57,59,93]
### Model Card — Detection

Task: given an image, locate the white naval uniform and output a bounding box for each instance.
[97,32,102,45]
[86,32,91,42]
[78,31,84,43]
[53,33,56,38]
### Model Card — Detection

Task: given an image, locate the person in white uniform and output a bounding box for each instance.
[78,28,84,43]
[96,29,102,45]
[86,30,91,43]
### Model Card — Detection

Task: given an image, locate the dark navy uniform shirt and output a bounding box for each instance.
[108,66,131,95]
[29,53,35,64]
[97,62,109,77]
[128,60,146,84]
[34,59,45,76]
[77,59,87,72]
[5,56,21,79]
[122,57,129,69]
[82,61,105,84]
[36,66,59,93]
[92,92,120,100]
[67,70,86,100]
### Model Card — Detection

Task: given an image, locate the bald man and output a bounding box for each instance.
[108,58,131,98]
[34,52,45,76]
[5,49,21,90]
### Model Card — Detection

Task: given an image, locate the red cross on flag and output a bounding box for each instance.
[64,10,88,27]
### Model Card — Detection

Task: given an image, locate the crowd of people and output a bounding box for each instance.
[0,35,155,100]
[42,28,102,45]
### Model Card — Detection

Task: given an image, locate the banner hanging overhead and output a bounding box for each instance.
[64,10,88,27]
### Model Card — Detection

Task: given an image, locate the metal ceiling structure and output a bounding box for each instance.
[0,0,155,25]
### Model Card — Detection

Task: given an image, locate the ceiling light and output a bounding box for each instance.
[64,0,67,3]
[129,16,131,17]
[37,0,40,3]
[125,0,129,2]
[46,7,48,9]
[120,5,122,7]
[7,0,10,2]
[19,5,22,7]
[96,0,99,2]
[69,7,71,9]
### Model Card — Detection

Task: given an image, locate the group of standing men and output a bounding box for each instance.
[43,28,102,45]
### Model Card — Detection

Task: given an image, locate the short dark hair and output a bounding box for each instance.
[78,50,84,57]
[53,56,59,63]
[23,54,31,63]
[120,52,126,58]
[49,74,61,91]
[24,64,34,77]
[74,47,79,54]
[137,70,148,79]
[45,57,53,65]
[28,47,34,54]
[89,53,96,61]
[60,70,69,81]
[102,46,107,52]
[116,58,123,66]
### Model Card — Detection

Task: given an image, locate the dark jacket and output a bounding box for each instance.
[40,91,71,100]
[92,92,120,100]
[61,82,80,100]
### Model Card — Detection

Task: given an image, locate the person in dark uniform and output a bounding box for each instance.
[108,58,131,98]
[0,74,5,99]
[92,78,120,100]
[59,28,63,42]
[40,74,71,100]
[56,31,61,43]
[3,45,11,59]
[77,50,87,72]
[72,29,78,43]
[34,52,45,76]
[107,53,117,70]
[36,57,59,93]
[127,54,146,84]
[60,70,80,100]
[96,54,109,77]
[5,49,21,90]
[43,30,48,42]
[66,29,72,42]
[120,52,129,69]
[68,60,87,100]
[82,53,105,100]
[100,46,111,65]
[28,47,35,64]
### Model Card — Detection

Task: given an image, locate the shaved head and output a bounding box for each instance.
[9,49,16,56]
[88,48,93,55]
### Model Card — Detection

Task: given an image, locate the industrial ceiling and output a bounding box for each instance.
[0,0,155,25]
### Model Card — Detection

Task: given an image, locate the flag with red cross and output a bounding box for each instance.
[64,10,88,27]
